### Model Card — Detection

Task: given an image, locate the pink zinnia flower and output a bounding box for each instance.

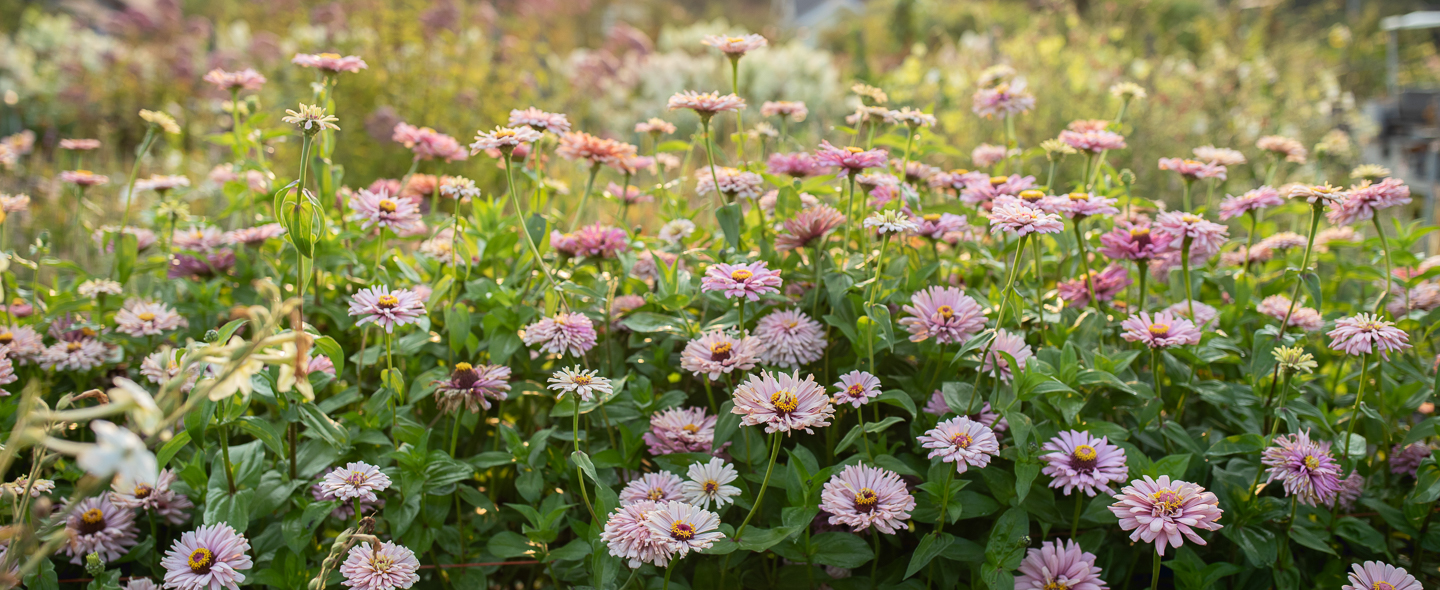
[1162,300,1218,327]
[160,524,253,590]
[551,223,628,259]
[61,170,109,186]
[761,101,808,121]
[1328,178,1412,226]
[642,501,724,565]
[1257,135,1308,163]
[340,541,420,590]
[920,416,1000,474]
[776,205,845,251]
[292,52,367,73]
[1058,265,1131,308]
[508,107,571,134]
[1193,145,1246,166]
[1014,540,1109,590]
[1218,187,1283,220]
[1059,129,1126,153]
[204,68,267,92]
[979,330,1034,382]
[0,325,43,364]
[350,188,422,232]
[620,472,686,505]
[820,463,916,534]
[815,141,888,174]
[754,309,826,369]
[1158,158,1225,180]
[115,299,187,337]
[40,339,108,372]
[1121,311,1201,348]
[972,81,1036,118]
[701,33,768,56]
[913,212,968,240]
[635,118,677,135]
[1328,313,1410,359]
[1154,211,1228,260]
[1042,430,1128,497]
[832,371,882,407]
[1108,475,1223,555]
[1099,223,1173,261]
[63,495,138,564]
[60,138,102,151]
[971,144,1012,168]
[1342,562,1422,590]
[223,224,286,246]
[644,407,722,456]
[667,91,746,118]
[606,182,651,205]
[922,393,1008,430]
[989,201,1065,236]
[682,458,741,509]
[523,312,598,358]
[1259,231,1308,250]
[1262,430,1342,506]
[899,286,986,344]
[696,167,764,200]
[111,468,190,515]
[348,286,426,333]
[321,462,392,502]
[680,331,761,380]
[767,152,828,177]
[392,123,468,162]
[602,500,666,568]
[433,362,511,413]
[470,126,542,153]
[1391,443,1432,478]
[701,261,783,301]
[1054,192,1120,219]
[1256,295,1324,332]
[731,370,835,434]
[1333,472,1365,510]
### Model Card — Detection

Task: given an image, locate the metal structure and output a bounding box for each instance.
[1375,12,1440,251]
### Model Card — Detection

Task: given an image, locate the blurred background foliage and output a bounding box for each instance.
[0,0,1435,227]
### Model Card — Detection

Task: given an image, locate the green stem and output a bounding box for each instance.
[731,57,745,164]
[118,127,158,238]
[701,118,724,210]
[934,468,955,535]
[569,163,602,231]
[1279,496,1298,567]
[968,235,1027,414]
[1070,493,1084,538]
[1032,237,1045,341]
[573,406,599,523]
[1181,237,1195,322]
[1372,214,1398,315]
[218,424,237,494]
[734,431,782,541]
[1073,222,1100,315]
[1150,551,1162,590]
[1135,260,1148,313]
[663,560,675,590]
[1181,179,1193,212]
[449,409,462,456]
[503,149,568,307]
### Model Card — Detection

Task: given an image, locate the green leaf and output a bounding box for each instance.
[904,532,953,579]
[233,416,286,459]
[203,489,255,533]
[525,214,547,250]
[1224,526,1277,566]
[834,424,866,455]
[312,335,344,376]
[301,500,340,530]
[1207,434,1265,457]
[716,203,743,249]
[115,232,138,284]
[21,555,57,590]
[864,416,904,434]
[939,382,979,416]
[298,402,350,449]
[572,450,599,483]
[1401,416,1440,449]
[488,531,539,559]
[810,532,874,569]
[621,312,684,334]
[1300,272,1323,310]
[447,306,470,353]
[1145,454,1192,479]
[214,319,248,344]
[1286,525,1336,556]
[875,390,917,418]
[1409,461,1440,504]
[156,430,191,469]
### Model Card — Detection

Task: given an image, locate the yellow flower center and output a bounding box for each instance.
[1148,324,1170,337]
[345,471,368,486]
[377,294,400,308]
[371,554,395,573]
[936,305,955,318]
[923,214,941,221]
[0,332,13,344]
[1130,227,1150,238]
[730,269,753,281]
[670,520,696,540]
[951,433,973,448]
[66,342,82,352]
[1303,455,1319,470]
[378,199,398,213]
[319,53,341,59]
[1184,159,1201,166]
[1375,583,1396,590]
[572,374,593,386]
[854,487,879,512]
[847,384,866,397]
[495,130,516,139]
[844,146,865,154]
[703,480,720,493]
[188,547,215,573]
[138,312,156,322]
[455,362,473,371]
[682,424,700,434]
[727,37,745,43]
[81,327,97,337]
[1181,214,1203,223]
[1073,445,1097,462]
[1067,192,1088,201]
[1151,488,1184,514]
[646,488,665,501]
[710,342,733,355]
[81,508,104,525]
[771,390,799,413]
[989,176,1008,186]
[1043,581,1070,590]
[134,483,153,499]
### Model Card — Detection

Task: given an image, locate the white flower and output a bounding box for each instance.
[78,420,156,484]
[863,210,918,235]
[547,366,613,402]
[681,457,740,509]
[658,219,697,246]
[107,378,163,436]
[78,279,123,298]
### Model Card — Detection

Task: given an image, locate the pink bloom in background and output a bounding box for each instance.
[913,212,968,240]
[761,101,808,120]
[292,52,368,73]
[1058,265,1130,308]
[1262,430,1342,506]
[523,312,598,358]
[1218,187,1283,220]
[815,141,888,173]
[1067,119,1110,132]
[979,330,1034,382]
[1286,183,1346,205]
[1014,540,1109,590]
[602,500,666,568]
[1256,295,1324,332]
[920,416,1000,474]
[701,33,768,56]
[508,107,572,134]
[110,468,190,518]
[1328,178,1412,225]
[1059,129,1126,153]
[776,205,845,251]
[754,308,826,369]
[204,68,267,92]
[606,182,651,205]
[0,325,43,364]
[115,299,188,337]
[767,152,828,177]
[1108,475,1223,555]
[470,126,542,153]
[340,541,421,590]
[820,463,916,534]
[1154,211,1228,260]
[635,118,677,135]
[60,138,102,151]
[40,338,108,372]
[1041,430,1128,497]
[904,161,940,183]
[1333,472,1365,510]
[1193,145,1246,166]
[1257,135,1308,163]
[680,330,760,381]
[1390,443,1431,478]
[1328,313,1410,359]
[348,286,426,333]
[1259,231,1307,250]
[1158,157,1226,180]
[320,462,392,502]
[62,495,138,564]
[922,393,1008,431]
[960,174,1036,208]
[61,170,109,186]
[160,524,252,590]
[832,370,882,407]
[1054,192,1119,218]
[667,91,747,118]
[1162,300,1218,327]
[433,362,511,413]
[702,261,783,301]
[972,80,1036,118]
[642,501,724,565]
[899,286,986,344]
[392,122,468,162]
[1098,223,1173,261]
[551,223,628,258]
[620,472,685,506]
[644,407,722,455]
[695,167,765,200]
[972,143,1012,168]
[1121,311,1201,348]
[1342,562,1422,590]
[731,370,834,434]
[350,188,422,232]
[989,201,1065,236]
[223,223,286,246]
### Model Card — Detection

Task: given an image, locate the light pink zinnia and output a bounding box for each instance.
[754,309,826,369]
[1058,265,1130,308]
[204,68,268,92]
[1193,145,1246,166]
[1257,135,1307,163]
[1391,443,1432,478]
[340,541,421,590]
[1158,158,1225,180]
[644,407,722,455]
[470,126,542,153]
[680,331,760,380]
[1014,540,1109,590]
[350,188,422,232]
[523,312,598,358]
[602,500,666,568]
[642,501,725,565]
[919,416,1000,474]
[815,141,888,174]
[1108,475,1223,555]
[160,524,253,590]
[1328,178,1411,226]
[1218,187,1283,220]
[508,107,572,134]
[1328,313,1410,359]
[620,472,686,506]
[731,370,834,434]
[1042,430,1128,497]
[1054,192,1120,219]
[972,81,1036,118]
[1098,223,1173,261]
[348,286,426,333]
[1342,562,1421,590]
[820,463,916,535]
[696,167,765,200]
[292,52,367,73]
[1120,311,1201,349]
[832,371,882,407]
[1162,300,1218,327]
[701,261,783,301]
[115,299,187,337]
[761,101,808,121]
[1154,211,1228,260]
[767,152,828,177]
[551,223,628,259]
[1262,430,1342,507]
[979,329,1034,382]
[320,462,392,502]
[667,91,746,118]
[701,33,768,56]
[776,205,845,251]
[1059,129,1126,153]
[899,286,986,344]
[63,495,138,564]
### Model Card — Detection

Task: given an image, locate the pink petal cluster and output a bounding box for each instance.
[919,416,1001,474]
[1041,430,1128,496]
[1014,540,1109,590]
[701,261,783,301]
[815,141,888,173]
[1120,311,1201,348]
[731,370,835,434]
[1327,313,1411,359]
[522,312,599,358]
[899,286,986,344]
[820,463,916,534]
[1108,475,1223,555]
[1217,187,1283,220]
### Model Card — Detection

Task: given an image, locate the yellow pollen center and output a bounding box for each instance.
[1073,445,1097,462]
[81,508,104,524]
[727,37,745,43]
[923,214,941,221]
[847,384,865,397]
[1181,214,1203,223]
[710,342,733,355]
[455,362,473,371]
[936,305,955,318]
[188,547,215,572]
[1151,489,1184,513]
[1303,455,1319,470]
[1375,583,1396,590]
[138,312,156,321]
[995,83,1010,93]
[646,488,665,501]
[572,375,593,385]
[0,332,13,344]
[1184,159,1201,166]
[319,53,341,59]
[989,176,1007,186]
[730,269,753,281]
[952,433,973,448]
[682,424,700,434]
[66,342,82,352]
[844,146,865,154]
[496,130,516,138]
[855,488,879,508]
[134,483,153,498]
[1043,582,1070,590]
[670,520,695,540]
[371,554,395,573]
[1068,192,1088,201]
[1130,227,1150,237]
[81,327,97,337]
[771,390,799,413]
[703,480,719,493]
[378,199,398,213]
[377,294,399,308]
[1148,324,1170,336]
